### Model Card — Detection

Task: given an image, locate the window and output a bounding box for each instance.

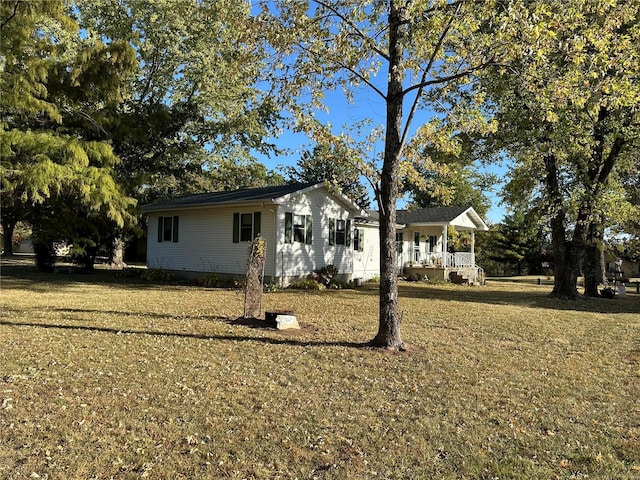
[336,219,346,245]
[328,218,351,246]
[284,212,312,244]
[233,212,261,243]
[426,235,437,253]
[293,214,306,243]
[157,216,179,243]
[354,228,364,252]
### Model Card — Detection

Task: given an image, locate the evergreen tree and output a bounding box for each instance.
[285,143,371,208]
[1,0,136,267]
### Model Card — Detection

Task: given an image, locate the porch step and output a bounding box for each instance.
[449,267,483,285]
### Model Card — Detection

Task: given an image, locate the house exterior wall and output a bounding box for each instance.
[453,213,477,230]
[605,257,640,279]
[145,187,357,283]
[275,188,354,280]
[146,206,276,278]
[353,224,381,281]
[355,225,446,278]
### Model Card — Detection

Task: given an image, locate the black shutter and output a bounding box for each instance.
[233,213,239,243]
[157,216,163,242]
[329,218,335,246]
[172,216,179,242]
[346,220,351,247]
[284,212,292,243]
[305,215,313,245]
[253,212,261,238]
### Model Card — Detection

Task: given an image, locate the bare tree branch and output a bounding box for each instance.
[1,0,24,30]
[399,5,458,150]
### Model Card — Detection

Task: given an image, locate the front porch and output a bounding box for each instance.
[403,253,484,285]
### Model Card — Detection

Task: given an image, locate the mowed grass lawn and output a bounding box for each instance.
[1,262,639,479]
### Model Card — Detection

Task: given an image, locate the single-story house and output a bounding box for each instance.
[141,182,488,285]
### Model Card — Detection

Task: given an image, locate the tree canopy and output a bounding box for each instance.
[75,0,282,204]
[482,0,640,297]
[1,0,137,266]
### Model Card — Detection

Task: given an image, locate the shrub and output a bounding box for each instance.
[601,287,616,299]
[329,280,352,290]
[289,278,325,290]
[313,264,338,286]
[264,282,282,292]
[140,268,175,282]
[405,273,427,282]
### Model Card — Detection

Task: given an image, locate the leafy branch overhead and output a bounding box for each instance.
[257,0,512,348]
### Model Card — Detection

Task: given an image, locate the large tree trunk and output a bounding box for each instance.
[584,220,604,297]
[2,218,16,255]
[370,1,404,350]
[545,153,580,298]
[549,221,579,298]
[582,108,625,296]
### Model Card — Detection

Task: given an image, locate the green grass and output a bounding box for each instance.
[1,261,639,479]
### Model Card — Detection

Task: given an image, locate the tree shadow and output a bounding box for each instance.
[0,262,214,292]
[0,319,371,350]
[3,260,638,315]
[395,283,640,315]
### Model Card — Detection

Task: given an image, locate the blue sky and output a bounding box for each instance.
[254,86,508,224]
[247,2,508,224]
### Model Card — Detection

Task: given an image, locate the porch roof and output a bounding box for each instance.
[358,206,488,231]
[398,206,488,231]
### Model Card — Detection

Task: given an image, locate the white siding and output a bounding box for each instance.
[352,224,381,281]
[454,213,476,229]
[146,206,276,277]
[145,187,359,282]
[275,188,354,278]
[399,226,445,266]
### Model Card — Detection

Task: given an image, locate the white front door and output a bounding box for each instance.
[413,232,421,262]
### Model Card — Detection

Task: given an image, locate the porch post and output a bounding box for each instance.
[442,225,448,267]
[471,231,475,267]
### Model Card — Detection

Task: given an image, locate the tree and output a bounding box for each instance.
[259,0,506,349]
[402,135,493,218]
[284,143,371,208]
[482,0,640,298]
[478,207,551,276]
[1,0,136,266]
[75,0,281,205]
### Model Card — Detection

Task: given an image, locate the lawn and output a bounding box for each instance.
[1,261,639,479]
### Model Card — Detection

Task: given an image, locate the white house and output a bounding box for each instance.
[141,182,489,285]
[141,182,361,284]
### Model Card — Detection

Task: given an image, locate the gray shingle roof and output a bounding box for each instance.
[396,206,470,224]
[141,182,319,212]
[357,206,471,224]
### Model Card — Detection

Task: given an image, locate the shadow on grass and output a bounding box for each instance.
[0,262,220,292]
[3,260,639,315]
[0,319,371,350]
[395,283,640,315]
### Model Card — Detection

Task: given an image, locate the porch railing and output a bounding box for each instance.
[408,252,476,268]
[446,252,475,268]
